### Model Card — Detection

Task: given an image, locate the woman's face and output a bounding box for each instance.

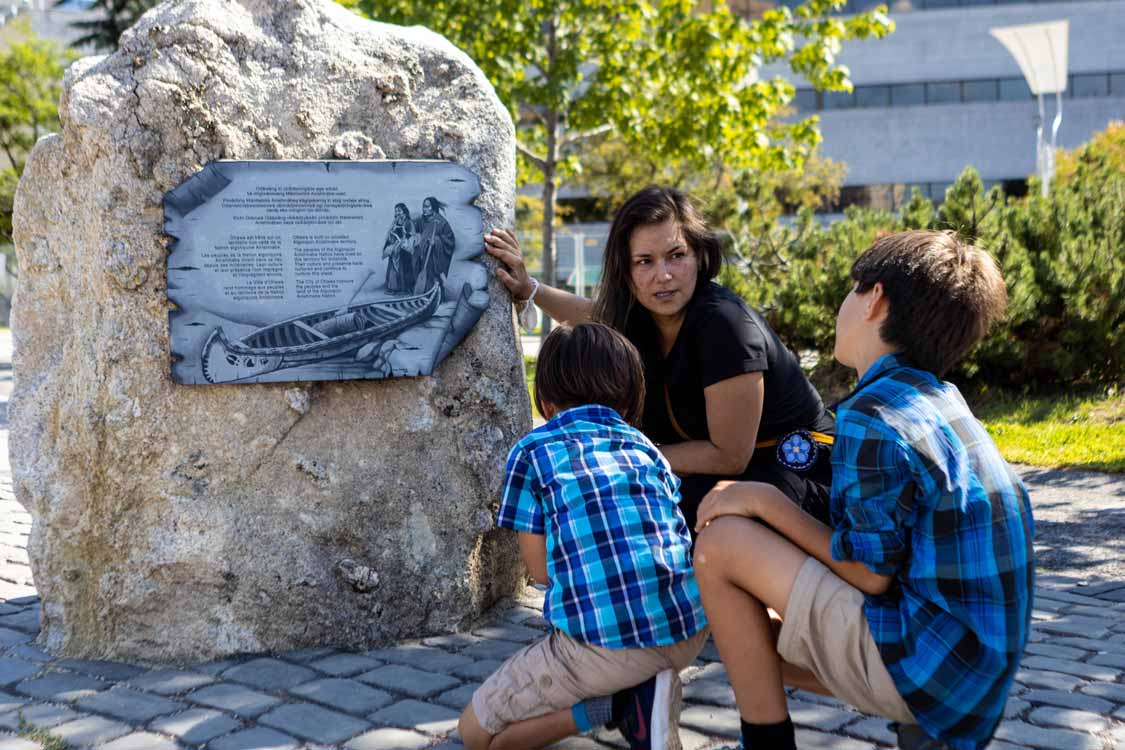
[628,219,699,323]
[394,206,406,222]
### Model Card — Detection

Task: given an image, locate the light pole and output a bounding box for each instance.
[990,20,1069,197]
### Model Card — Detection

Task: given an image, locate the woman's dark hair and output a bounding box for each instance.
[534,322,646,427]
[851,230,1008,377]
[393,202,410,220]
[591,186,725,331]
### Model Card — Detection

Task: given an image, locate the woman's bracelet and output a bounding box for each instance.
[517,277,540,305]
[516,277,540,333]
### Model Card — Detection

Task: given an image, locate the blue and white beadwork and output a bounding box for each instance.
[777,430,818,471]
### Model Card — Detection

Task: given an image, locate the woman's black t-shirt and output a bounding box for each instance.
[624,281,834,446]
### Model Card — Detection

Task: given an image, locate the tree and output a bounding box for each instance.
[0,20,75,255]
[55,0,157,51]
[350,0,892,339]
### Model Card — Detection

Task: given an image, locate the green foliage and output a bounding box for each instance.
[0,21,75,253]
[731,122,1125,388]
[349,0,892,337]
[55,0,157,51]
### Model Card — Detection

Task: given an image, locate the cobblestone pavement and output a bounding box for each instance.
[2,344,1125,747]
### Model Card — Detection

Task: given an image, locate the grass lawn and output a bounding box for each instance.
[971,388,1125,473]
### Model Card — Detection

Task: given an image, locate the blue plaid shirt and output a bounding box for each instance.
[830,354,1035,750]
[497,404,707,649]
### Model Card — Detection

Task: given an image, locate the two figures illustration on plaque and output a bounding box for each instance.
[383,197,456,295]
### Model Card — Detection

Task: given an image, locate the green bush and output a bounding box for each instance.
[727,123,1125,389]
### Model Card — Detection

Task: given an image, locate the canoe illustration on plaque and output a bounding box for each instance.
[164,160,491,385]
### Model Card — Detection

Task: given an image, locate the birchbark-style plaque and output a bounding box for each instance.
[165,160,490,385]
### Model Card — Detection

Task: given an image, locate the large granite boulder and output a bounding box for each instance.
[10,0,528,661]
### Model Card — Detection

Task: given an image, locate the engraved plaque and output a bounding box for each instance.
[165,160,490,385]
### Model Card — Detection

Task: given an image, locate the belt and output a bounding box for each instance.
[755,431,835,449]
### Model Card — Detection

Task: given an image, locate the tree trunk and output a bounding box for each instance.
[539,17,559,345]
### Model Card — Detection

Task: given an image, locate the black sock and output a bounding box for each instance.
[610,689,629,724]
[740,716,796,750]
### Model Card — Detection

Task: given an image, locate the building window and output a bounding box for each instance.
[962,79,998,103]
[794,89,819,112]
[855,85,890,108]
[891,83,926,106]
[1071,73,1109,98]
[998,78,1032,101]
[1112,73,1125,97]
[926,82,960,104]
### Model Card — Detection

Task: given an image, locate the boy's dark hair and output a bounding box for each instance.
[534,322,646,427]
[851,230,1008,377]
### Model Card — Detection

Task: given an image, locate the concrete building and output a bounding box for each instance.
[759,0,1125,209]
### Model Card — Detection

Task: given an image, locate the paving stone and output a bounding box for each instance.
[788,689,849,710]
[0,661,39,689]
[986,742,1029,750]
[125,667,215,695]
[788,698,856,731]
[1020,655,1118,681]
[1090,652,1125,669]
[98,732,180,750]
[683,678,736,707]
[0,692,24,714]
[222,658,317,691]
[369,699,460,736]
[1053,636,1125,655]
[1021,688,1114,714]
[49,715,133,747]
[307,653,383,677]
[54,659,144,682]
[345,727,433,750]
[290,678,394,715]
[994,719,1102,750]
[356,665,459,698]
[1023,642,1092,660]
[75,686,185,723]
[1028,597,1068,613]
[458,640,525,661]
[4,647,49,665]
[1013,668,1086,692]
[0,702,79,730]
[697,640,721,663]
[679,704,740,738]
[259,702,370,744]
[150,707,242,744]
[1004,697,1030,719]
[1033,590,1106,607]
[1028,705,1110,732]
[279,647,336,663]
[1069,581,1125,596]
[1031,618,1111,639]
[841,716,896,745]
[193,658,243,676]
[0,736,40,750]
[208,726,300,750]
[433,683,480,710]
[0,611,39,635]
[501,605,543,625]
[793,728,875,749]
[469,623,544,644]
[420,633,484,650]
[186,683,282,718]
[1081,682,1125,703]
[451,659,501,682]
[15,673,105,702]
[365,645,473,674]
[0,631,29,649]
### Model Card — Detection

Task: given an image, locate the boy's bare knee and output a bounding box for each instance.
[459,705,492,750]
[696,515,760,573]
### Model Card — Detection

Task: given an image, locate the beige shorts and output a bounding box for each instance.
[778,557,915,724]
[471,627,709,735]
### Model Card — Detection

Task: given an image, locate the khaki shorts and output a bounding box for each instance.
[778,557,915,724]
[471,627,709,735]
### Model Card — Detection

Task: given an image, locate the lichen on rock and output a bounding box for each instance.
[10,0,528,661]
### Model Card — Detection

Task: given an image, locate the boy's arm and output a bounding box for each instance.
[696,482,893,596]
[517,532,549,586]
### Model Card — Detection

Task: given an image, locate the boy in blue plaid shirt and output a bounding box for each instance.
[691,231,1034,750]
[459,322,708,750]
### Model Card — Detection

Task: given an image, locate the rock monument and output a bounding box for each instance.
[10,0,529,661]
